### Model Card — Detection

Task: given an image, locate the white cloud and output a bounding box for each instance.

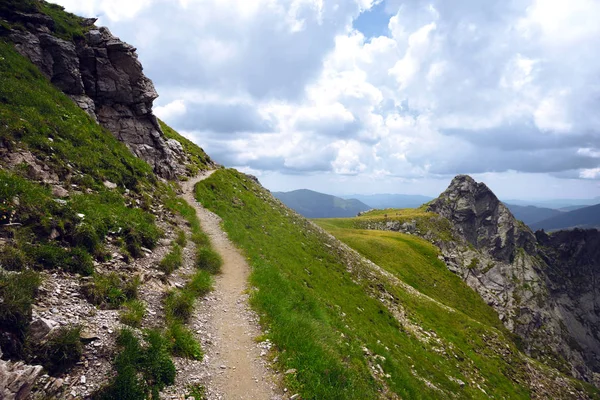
[580,168,600,179]
[47,0,600,197]
[533,92,572,133]
[154,99,187,121]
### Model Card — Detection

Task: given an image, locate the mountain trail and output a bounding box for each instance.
[179,170,281,400]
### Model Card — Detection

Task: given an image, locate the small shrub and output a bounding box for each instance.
[166,322,203,360]
[196,247,222,274]
[37,325,82,375]
[185,270,213,298]
[164,290,195,323]
[175,229,187,247]
[94,328,175,400]
[120,299,146,328]
[0,245,28,271]
[158,245,183,275]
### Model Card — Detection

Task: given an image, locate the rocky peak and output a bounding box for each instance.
[3,9,185,179]
[428,175,536,262]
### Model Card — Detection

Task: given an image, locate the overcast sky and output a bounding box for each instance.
[50,0,600,200]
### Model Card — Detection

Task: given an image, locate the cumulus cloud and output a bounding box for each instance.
[49,0,600,197]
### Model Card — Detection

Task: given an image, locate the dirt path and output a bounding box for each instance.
[180,171,281,400]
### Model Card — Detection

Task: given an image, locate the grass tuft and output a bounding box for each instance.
[120,299,146,328]
[185,270,213,298]
[0,245,28,271]
[175,229,187,247]
[0,269,41,357]
[158,244,183,275]
[195,247,222,274]
[164,289,195,323]
[93,328,175,400]
[166,322,203,360]
[36,325,83,375]
[83,272,140,308]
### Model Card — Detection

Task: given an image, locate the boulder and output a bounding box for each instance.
[29,318,58,342]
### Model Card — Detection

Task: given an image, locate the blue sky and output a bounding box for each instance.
[50,0,600,200]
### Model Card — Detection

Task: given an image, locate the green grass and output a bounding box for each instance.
[195,246,222,274]
[184,270,213,298]
[0,269,41,358]
[354,207,455,242]
[158,244,183,275]
[166,321,203,360]
[120,299,146,328]
[186,384,207,400]
[175,229,187,247]
[37,2,90,40]
[83,272,140,309]
[93,328,175,400]
[314,219,504,330]
[164,289,195,323]
[34,325,83,375]
[193,169,597,400]
[159,119,212,176]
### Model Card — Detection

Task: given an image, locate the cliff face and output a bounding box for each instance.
[427,175,600,385]
[4,9,185,179]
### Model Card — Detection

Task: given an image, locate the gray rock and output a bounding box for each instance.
[29,318,58,341]
[103,181,117,189]
[51,186,69,198]
[0,359,43,400]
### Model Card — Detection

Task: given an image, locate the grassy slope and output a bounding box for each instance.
[315,219,504,330]
[193,169,598,399]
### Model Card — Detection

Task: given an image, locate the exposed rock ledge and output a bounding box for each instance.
[5,11,184,179]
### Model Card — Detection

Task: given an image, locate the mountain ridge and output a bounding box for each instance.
[272,188,371,218]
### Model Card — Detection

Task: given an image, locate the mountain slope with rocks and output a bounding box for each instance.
[349,175,600,387]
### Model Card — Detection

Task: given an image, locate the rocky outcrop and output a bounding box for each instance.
[537,229,600,375]
[0,346,43,400]
[424,175,600,385]
[427,175,536,262]
[4,10,184,179]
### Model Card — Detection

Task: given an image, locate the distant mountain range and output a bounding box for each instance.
[274,189,600,226]
[340,193,433,209]
[504,197,600,209]
[531,203,600,231]
[504,204,563,226]
[272,189,371,218]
